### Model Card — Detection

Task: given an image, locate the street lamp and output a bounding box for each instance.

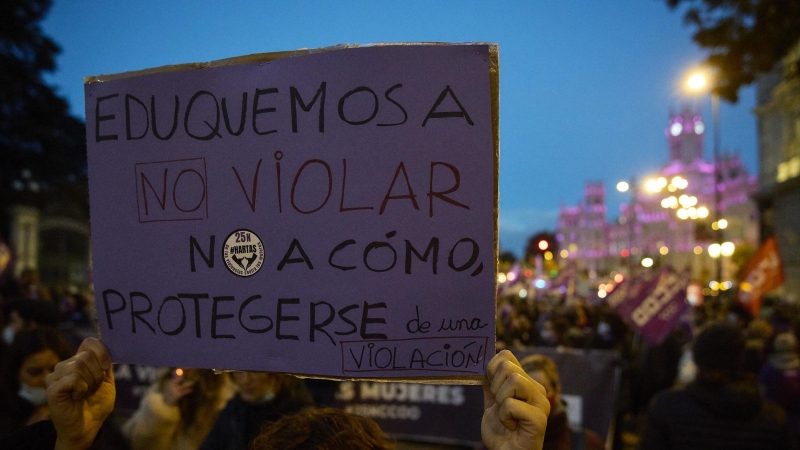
[685,68,722,283]
[617,177,637,268]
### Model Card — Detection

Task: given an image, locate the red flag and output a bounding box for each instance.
[738,236,784,316]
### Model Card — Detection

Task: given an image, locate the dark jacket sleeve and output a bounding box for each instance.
[0,420,57,450]
[0,419,131,450]
[638,393,670,450]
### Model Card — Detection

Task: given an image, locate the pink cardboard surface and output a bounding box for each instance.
[85,44,498,381]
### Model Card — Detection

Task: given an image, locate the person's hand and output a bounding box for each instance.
[46,338,115,450]
[481,350,550,450]
[163,371,194,406]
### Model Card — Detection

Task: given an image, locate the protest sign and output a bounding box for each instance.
[85,44,499,382]
[738,236,784,316]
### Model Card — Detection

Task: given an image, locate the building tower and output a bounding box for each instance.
[666,107,705,165]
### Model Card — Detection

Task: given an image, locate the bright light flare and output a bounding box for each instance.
[687,72,708,91]
[614,274,624,283]
[659,246,669,255]
[616,181,629,193]
[698,206,709,218]
[718,219,728,229]
[721,241,735,257]
[641,257,654,268]
[708,243,721,258]
[597,290,607,299]
[519,289,528,298]
[497,273,507,283]
[507,272,517,282]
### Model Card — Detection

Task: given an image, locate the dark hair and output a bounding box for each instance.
[2,327,72,392]
[693,321,745,379]
[251,407,393,450]
[3,300,61,328]
[157,368,229,432]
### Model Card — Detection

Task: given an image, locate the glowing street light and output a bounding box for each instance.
[616,181,629,193]
[721,241,735,257]
[687,72,709,91]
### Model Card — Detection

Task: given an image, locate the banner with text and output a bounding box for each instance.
[85,44,498,380]
[620,268,690,345]
[738,236,784,316]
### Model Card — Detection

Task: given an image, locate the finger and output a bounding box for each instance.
[498,397,548,435]
[47,372,90,403]
[53,354,102,395]
[486,350,520,381]
[490,358,535,398]
[78,338,113,372]
[73,350,106,389]
[494,370,542,410]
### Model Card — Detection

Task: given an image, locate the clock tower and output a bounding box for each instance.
[666,107,704,165]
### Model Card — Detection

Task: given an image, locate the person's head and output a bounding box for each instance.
[160,367,229,429]
[2,300,61,344]
[692,321,745,382]
[251,407,392,450]
[747,318,773,341]
[520,354,561,412]
[3,327,72,405]
[232,371,303,404]
[767,332,800,371]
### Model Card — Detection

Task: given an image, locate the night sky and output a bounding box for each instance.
[42,0,758,256]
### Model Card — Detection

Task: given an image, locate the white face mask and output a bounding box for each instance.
[18,383,48,406]
[2,327,14,345]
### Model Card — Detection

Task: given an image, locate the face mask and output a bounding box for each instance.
[18,383,48,406]
[2,327,14,345]
[255,391,275,404]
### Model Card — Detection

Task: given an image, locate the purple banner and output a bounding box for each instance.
[85,44,497,380]
[326,381,484,446]
[623,269,691,345]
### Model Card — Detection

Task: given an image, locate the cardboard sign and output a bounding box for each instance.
[738,236,784,316]
[84,44,499,382]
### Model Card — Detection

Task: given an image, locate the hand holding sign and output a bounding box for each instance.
[46,338,115,450]
[482,350,549,450]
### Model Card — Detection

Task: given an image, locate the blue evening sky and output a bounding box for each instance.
[42,0,757,257]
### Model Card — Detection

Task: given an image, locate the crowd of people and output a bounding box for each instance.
[1,267,799,449]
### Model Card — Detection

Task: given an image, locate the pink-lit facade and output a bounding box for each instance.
[557,108,758,281]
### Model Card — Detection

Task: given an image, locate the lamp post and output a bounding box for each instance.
[616,178,636,271]
[686,70,723,284]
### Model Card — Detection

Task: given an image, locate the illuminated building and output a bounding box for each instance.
[557,108,758,281]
